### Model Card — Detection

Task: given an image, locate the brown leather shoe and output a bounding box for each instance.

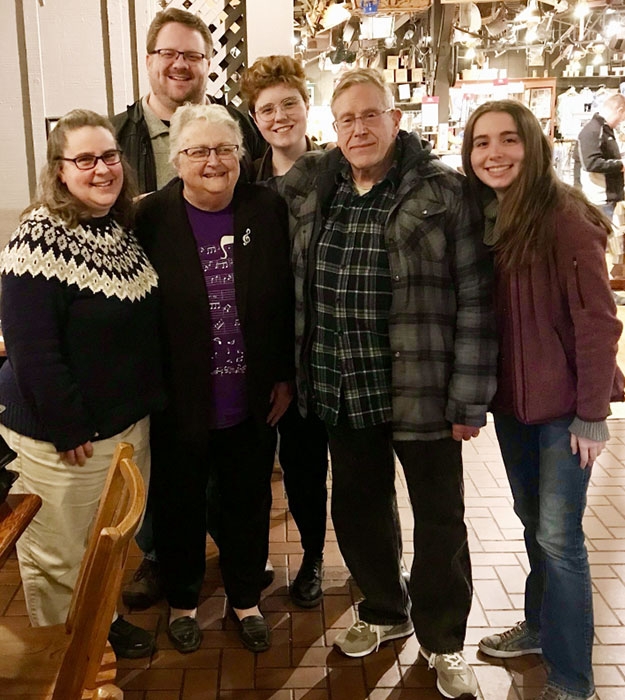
[122,558,164,611]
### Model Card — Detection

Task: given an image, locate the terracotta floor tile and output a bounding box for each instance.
[255,666,327,689]
[4,418,625,698]
[221,648,256,689]
[181,668,218,699]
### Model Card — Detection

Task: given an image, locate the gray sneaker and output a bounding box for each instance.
[333,618,414,657]
[537,683,596,700]
[479,620,542,658]
[420,647,478,699]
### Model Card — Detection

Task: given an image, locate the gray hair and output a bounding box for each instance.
[331,68,395,113]
[169,103,245,164]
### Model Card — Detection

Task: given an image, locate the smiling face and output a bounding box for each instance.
[470,111,525,199]
[332,82,401,187]
[58,126,123,218]
[146,22,209,118]
[252,84,308,154]
[175,119,240,211]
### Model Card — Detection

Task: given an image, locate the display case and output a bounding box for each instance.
[448,77,557,147]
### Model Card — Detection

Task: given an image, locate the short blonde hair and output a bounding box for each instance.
[169,103,244,165]
[331,68,394,113]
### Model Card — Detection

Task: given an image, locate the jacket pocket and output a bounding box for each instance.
[394,202,447,261]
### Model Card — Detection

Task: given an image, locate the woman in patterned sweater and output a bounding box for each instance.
[0,109,164,658]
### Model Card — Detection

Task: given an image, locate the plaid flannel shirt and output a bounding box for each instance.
[311,161,398,427]
[279,130,497,440]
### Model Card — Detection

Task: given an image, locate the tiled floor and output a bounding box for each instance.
[1,420,625,699]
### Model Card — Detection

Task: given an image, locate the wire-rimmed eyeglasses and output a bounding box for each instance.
[178,145,240,161]
[333,109,393,133]
[150,48,207,63]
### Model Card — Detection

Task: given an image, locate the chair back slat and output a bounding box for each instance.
[52,442,145,700]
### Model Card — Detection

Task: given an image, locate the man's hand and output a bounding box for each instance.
[59,441,94,466]
[266,381,293,426]
[452,424,480,441]
[570,434,605,469]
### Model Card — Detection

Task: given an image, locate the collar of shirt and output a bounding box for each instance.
[142,95,170,138]
[335,137,403,193]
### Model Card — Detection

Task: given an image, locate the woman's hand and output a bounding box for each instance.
[59,441,94,467]
[266,381,293,427]
[570,434,605,469]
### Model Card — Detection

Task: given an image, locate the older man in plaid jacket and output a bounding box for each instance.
[279,68,496,699]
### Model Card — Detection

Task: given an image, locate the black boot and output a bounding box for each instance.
[290,555,323,608]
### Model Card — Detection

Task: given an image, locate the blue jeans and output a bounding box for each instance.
[494,414,594,698]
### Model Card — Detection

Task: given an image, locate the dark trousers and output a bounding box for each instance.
[278,402,328,559]
[152,417,276,610]
[204,402,328,558]
[326,412,472,653]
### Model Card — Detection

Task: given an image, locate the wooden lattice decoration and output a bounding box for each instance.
[157,0,248,106]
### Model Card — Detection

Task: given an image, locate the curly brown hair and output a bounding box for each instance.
[240,55,308,113]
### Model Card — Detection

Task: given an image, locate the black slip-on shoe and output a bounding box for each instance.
[108,616,155,659]
[167,616,202,654]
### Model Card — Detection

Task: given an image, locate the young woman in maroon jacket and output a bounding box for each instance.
[462,100,624,700]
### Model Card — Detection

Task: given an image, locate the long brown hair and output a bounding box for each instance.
[461,99,611,269]
[24,109,137,228]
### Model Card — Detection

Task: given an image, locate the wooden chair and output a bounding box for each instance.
[0,442,146,699]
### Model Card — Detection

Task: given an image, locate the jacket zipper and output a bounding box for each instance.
[573,258,586,309]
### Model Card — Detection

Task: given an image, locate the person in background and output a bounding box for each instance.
[278,68,497,699]
[135,104,293,654]
[578,93,625,219]
[462,99,624,700]
[0,109,164,659]
[114,7,269,613]
[112,6,264,194]
[239,55,328,607]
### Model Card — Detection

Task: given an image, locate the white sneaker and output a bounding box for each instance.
[420,647,478,698]
[334,618,414,657]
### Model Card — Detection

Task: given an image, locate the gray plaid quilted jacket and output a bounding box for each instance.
[279,130,497,440]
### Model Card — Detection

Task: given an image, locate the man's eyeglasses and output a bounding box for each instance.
[254,97,304,122]
[150,48,206,63]
[178,145,240,161]
[57,150,122,171]
[333,109,393,133]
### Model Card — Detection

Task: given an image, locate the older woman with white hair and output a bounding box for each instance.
[135,103,294,654]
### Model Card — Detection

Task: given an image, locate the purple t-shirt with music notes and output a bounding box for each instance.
[185,200,248,429]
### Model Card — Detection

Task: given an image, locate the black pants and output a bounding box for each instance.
[326,412,472,653]
[206,401,328,559]
[278,402,328,559]
[152,417,276,610]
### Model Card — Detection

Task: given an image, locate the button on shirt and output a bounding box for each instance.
[311,160,398,428]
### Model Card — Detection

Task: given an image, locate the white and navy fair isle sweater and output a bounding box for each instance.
[0,206,165,451]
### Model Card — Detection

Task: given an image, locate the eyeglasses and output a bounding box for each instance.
[178,145,240,161]
[333,109,393,133]
[57,149,122,170]
[150,48,206,63]
[254,97,304,122]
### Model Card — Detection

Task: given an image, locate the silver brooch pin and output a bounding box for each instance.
[243,228,251,246]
